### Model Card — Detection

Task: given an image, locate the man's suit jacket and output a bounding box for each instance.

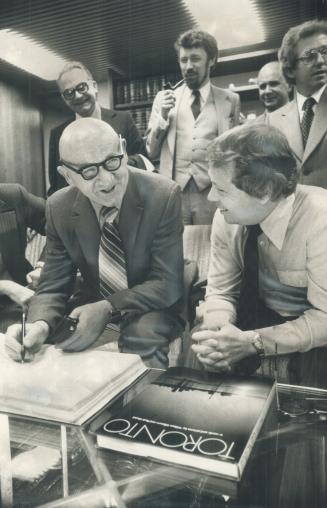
[28,168,184,330]
[48,107,147,196]
[268,87,327,188]
[146,84,240,178]
[0,184,45,285]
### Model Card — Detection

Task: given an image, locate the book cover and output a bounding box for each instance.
[0,340,147,426]
[94,367,276,480]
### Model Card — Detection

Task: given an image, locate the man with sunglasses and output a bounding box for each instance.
[268,20,327,188]
[48,61,147,196]
[5,118,184,368]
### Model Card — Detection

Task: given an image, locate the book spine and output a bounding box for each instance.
[238,383,277,476]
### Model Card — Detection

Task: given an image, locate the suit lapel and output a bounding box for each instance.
[303,87,327,162]
[71,191,101,286]
[280,101,303,161]
[119,169,144,276]
[212,86,232,134]
[167,85,185,155]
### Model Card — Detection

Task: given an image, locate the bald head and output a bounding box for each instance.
[257,62,289,112]
[58,118,128,209]
[59,118,120,165]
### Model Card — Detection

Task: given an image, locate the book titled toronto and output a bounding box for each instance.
[95,367,276,480]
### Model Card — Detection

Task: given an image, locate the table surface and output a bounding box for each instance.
[1,375,327,508]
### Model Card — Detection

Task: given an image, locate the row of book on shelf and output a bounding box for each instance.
[114,72,180,105]
[130,105,152,136]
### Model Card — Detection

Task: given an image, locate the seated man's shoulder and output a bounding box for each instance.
[297,184,327,210]
[129,166,179,194]
[47,185,79,207]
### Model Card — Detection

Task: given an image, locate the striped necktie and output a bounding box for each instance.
[98,207,128,299]
[301,97,316,147]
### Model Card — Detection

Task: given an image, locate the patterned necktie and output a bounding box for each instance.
[237,224,262,331]
[191,89,201,120]
[301,97,316,147]
[98,207,128,299]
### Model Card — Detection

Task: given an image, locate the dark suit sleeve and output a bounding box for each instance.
[48,124,70,196]
[109,185,184,313]
[122,111,147,157]
[27,199,76,329]
[18,185,46,235]
[48,127,60,197]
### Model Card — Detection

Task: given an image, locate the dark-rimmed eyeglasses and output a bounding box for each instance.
[59,135,124,181]
[296,45,327,66]
[62,81,91,100]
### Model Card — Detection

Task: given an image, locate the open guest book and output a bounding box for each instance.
[0,338,147,425]
[93,367,276,481]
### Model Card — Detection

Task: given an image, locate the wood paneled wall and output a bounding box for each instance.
[0,80,45,197]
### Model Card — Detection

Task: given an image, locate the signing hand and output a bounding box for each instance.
[5,320,50,362]
[0,280,34,309]
[192,324,255,372]
[160,90,176,120]
[57,300,112,352]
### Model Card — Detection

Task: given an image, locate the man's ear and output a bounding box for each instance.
[209,57,217,70]
[121,137,127,155]
[57,165,73,185]
[92,81,98,93]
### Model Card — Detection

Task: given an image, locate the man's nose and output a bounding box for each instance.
[98,165,115,181]
[186,59,194,70]
[315,51,325,65]
[74,90,84,99]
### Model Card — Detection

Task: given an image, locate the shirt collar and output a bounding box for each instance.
[260,193,295,250]
[296,84,326,115]
[186,80,211,103]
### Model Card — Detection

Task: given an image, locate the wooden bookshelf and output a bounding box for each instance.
[113,73,180,135]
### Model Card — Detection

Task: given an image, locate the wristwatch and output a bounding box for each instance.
[251,332,265,358]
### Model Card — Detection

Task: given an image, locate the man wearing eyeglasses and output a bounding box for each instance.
[48,61,147,196]
[268,20,327,188]
[5,118,184,368]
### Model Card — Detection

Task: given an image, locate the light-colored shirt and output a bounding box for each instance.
[159,80,211,126]
[200,184,327,355]
[296,84,326,121]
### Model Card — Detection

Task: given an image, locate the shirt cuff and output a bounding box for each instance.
[158,116,169,130]
[198,299,237,328]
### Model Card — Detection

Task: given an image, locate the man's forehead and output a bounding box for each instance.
[258,67,283,83]
[297,32,327,53]
[61,134,119,163]
[179,46,206,57]
[58,68,89,90]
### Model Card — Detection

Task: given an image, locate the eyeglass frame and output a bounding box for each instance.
[295,45,327,66]
[59,135,125,181]
[61,80,94,101]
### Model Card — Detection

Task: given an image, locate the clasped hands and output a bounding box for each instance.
[5,300,112,362]
[192,323,256,373]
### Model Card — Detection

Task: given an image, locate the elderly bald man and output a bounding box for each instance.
[257,62,290,118]
[5,118,184,368]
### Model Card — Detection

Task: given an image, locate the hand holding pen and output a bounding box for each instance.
[5,320,50,363]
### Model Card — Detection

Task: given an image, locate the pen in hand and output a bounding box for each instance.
[21,311,26,363]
